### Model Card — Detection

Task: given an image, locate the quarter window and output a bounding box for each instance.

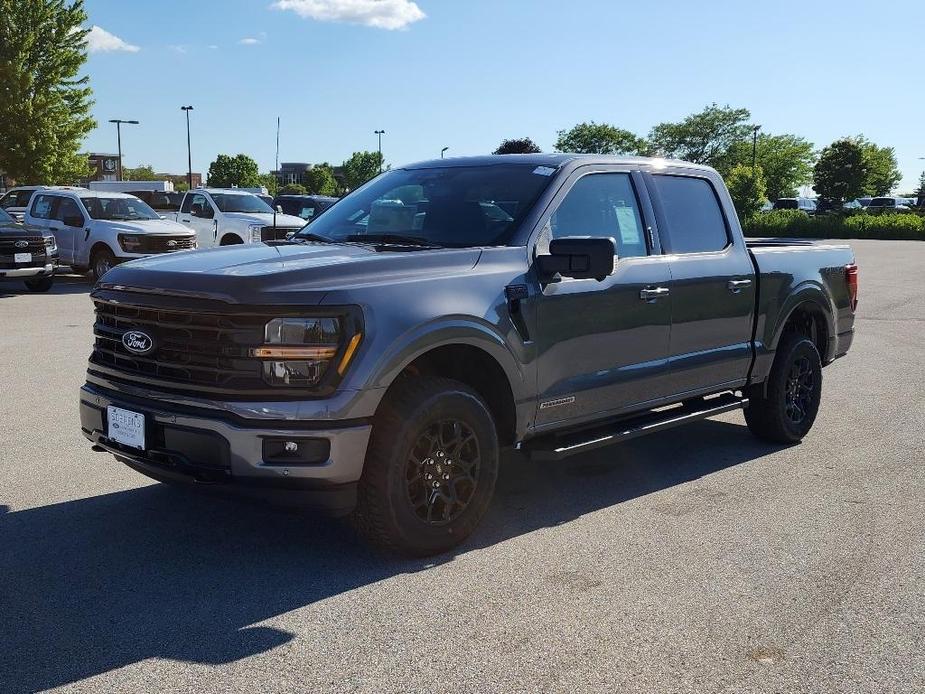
[652,175,729,254]
[549,173,648,258]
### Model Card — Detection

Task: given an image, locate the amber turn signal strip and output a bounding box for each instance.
[250,345,339,359]
[337,333,363,375]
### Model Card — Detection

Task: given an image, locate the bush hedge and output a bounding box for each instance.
[743,210,925,240]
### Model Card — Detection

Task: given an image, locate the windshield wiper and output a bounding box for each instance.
[291,232,335,243]
[344,233,443,248]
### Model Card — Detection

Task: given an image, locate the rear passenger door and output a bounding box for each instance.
[646,172,756,395]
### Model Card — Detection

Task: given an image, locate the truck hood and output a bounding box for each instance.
[98,241,482,305]
[221,212,306,228]
[90,218,193,235]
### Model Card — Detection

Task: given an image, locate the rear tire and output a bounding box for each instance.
[90,247,116,282]
[353,377,500,556]
[745,333,822,443]
[24,276,53,292]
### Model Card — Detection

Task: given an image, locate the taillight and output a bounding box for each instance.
[845,263,859,311]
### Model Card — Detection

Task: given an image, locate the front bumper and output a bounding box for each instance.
[0,262,55,278]
[80,384,373,515]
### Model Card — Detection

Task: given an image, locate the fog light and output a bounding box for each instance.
[284,441,298,453]
[262,437,330,465]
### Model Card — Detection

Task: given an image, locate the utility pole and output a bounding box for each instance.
[108,119,139,181]
[181,106,194,188]
[441,146,449,159]
[374,129,385,173]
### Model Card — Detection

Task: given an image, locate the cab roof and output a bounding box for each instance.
[402,153,716,173]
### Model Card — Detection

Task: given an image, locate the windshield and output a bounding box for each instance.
[869,198,894,207]
[211,193,274,214]
[295,165,554,247]
[81,196,160,221]
[773,199,799,209]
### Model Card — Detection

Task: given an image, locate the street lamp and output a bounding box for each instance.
[181,106,194,189]
[751,124,761,174]
[108,119,139,181]
[374,129,385,173]
[441,146,449,159]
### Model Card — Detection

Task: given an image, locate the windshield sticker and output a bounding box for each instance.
[532,166,556,176]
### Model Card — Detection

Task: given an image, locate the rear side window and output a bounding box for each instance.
[1,190,35,208]
[653,175,729,253]
[30,194,57,220]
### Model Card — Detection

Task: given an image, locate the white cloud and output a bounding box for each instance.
[168,44,187,54]
[239,37,261,45]
[208,44,219,49]
[86,25,140,53]
[272,0,425,30]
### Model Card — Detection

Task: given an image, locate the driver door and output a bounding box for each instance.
[179,193,217,247]
[533,169,674,429]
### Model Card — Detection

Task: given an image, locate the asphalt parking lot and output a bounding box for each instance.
[1,239,922,693]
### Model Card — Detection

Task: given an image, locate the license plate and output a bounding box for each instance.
[107,405,145,450]
[14,252,31,263]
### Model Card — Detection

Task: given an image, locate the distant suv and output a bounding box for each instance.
[772,197,817,214]
[867,196,912,211]
[0,207,58,291]
[24,190,196,280]
[274,194,338,221]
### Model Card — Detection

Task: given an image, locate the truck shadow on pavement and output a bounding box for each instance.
[0,274,91,298]
[0,419,784,692]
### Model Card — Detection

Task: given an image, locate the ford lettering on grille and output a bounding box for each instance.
[122,330,154,355]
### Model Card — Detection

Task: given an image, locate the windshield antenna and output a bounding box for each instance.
[273,115,280,230]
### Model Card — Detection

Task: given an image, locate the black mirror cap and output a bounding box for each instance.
[538,236,615,282]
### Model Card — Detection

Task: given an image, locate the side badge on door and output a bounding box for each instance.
[540,396,576,410]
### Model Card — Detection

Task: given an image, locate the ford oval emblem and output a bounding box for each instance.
[14,240,28,248]
[122,330,154,355]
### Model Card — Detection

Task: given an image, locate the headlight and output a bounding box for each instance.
[119,234,143,252]
[251,317,362,387]
[44,236,57,254]
[248,224,263,243]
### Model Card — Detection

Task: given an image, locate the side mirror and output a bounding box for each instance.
[536,236,615,282]
[63,214,85,228]
[276,205,283,214]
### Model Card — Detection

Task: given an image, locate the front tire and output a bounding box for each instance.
[745,333,822,443]
[354,377,500,556]
[24,276,53,292]
[90,247,116,282]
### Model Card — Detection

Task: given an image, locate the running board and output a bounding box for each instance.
[525,393,748,462]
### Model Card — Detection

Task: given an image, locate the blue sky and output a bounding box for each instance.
[82,0,924,192]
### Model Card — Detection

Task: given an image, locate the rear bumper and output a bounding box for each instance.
[0,262,55,278]
[80,383,372,515]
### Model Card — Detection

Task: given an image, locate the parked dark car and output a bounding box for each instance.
[273,194,338,221]
[80,154,857,555]
[0,207,58,291]
[772,197,817,214]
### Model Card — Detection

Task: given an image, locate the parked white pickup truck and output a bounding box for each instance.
[169,188,305,247]
[24,189,196,280]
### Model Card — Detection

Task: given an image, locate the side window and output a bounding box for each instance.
[652,175,729,254]
[548,173,647,258]
[180,193,197,214]
[0,192,14,209]
[56,197,84,226]
[188,194,210,217]
[30,194,57,220]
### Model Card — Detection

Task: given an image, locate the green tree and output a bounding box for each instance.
[259,173,278,196]
[206,153,262,188]
[917,171,925,207]
[720,134,815,201]
[342,151,383,191]
[554,121,646,155]
[493,138,541,155]
[725,163,766,220]
[122,164,158,181]
[279,183,308,195]
[304,164,338,195]
[0,0,95,184]
[648,104,753,167]
[813,138,869,204]
[855,136,900,195]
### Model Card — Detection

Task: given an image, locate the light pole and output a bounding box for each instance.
[441,146,449,159]
[374,129,385,173]
[751,125,761,174]
[108,119,139,181]
[181,106,194,189]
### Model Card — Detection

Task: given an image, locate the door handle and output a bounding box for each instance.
[639,286,670,301]
[181,218,191,223]
[727,279,753,292]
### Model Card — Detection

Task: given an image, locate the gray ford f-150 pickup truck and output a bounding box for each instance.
[79,154,858,555]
